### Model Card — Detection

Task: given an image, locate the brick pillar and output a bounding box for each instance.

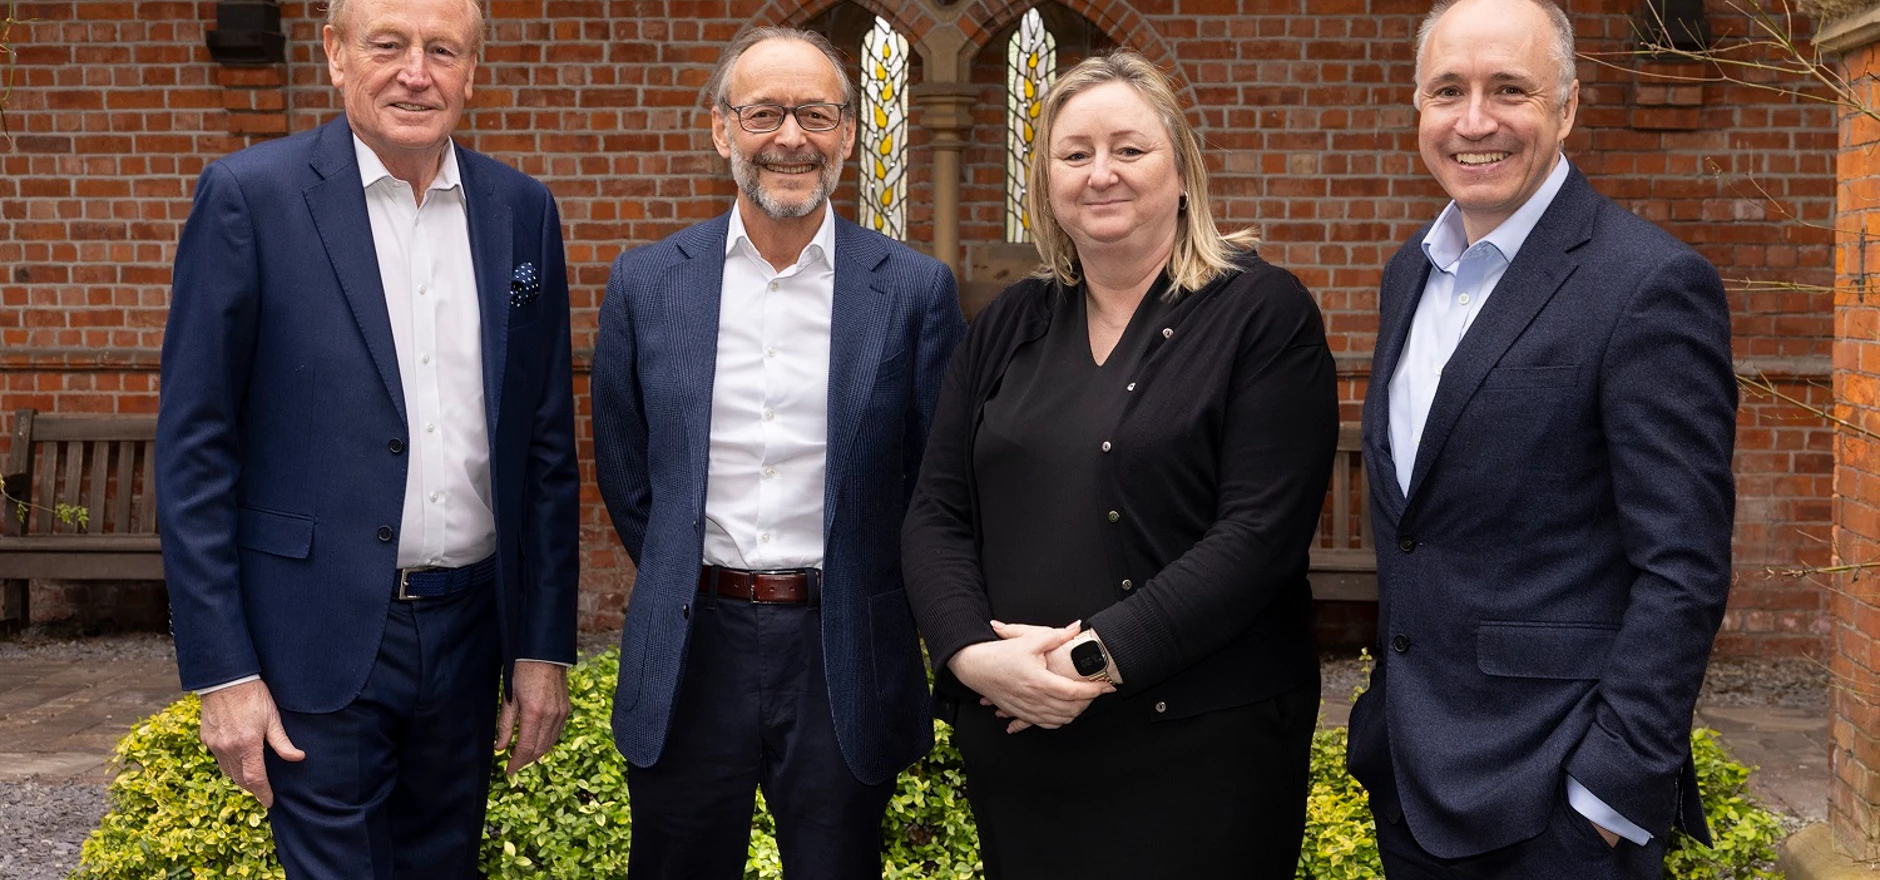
[1820,4,1880,864]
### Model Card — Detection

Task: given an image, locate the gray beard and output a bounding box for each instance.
[729,139,840,220]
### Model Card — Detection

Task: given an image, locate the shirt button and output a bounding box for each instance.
[376,526,394,542]
[1120,579,1133,590]
[421,354,431,364]
[1100,441,1112,452]
[759,532,771,543]
[1107,510,1120,523]
[1392,634,1411,653]
[768,281,780,291]
[1398,537,1417,553]
[1154,701,1167,713]
[426,423,437,433]
[429,492,441,502]
[764,467,777,478]
[418,285,428,296]
[765,346,777,358]
[763,410,776,422]
[1458,293,1472,305]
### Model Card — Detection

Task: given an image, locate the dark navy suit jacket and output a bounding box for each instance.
[592,213,964,786]
[158,116,580,711]
[1347,167,1738,858]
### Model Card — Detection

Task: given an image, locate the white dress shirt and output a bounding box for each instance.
[701,203,836,570]
[1386,155,1649,846]
[354,136,497,571]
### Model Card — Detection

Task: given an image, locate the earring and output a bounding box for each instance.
[1179,193,1188,212]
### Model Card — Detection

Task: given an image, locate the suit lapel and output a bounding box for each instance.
[304,116,406,424]
[670,217,732,495]
[1402,171,1595,505]
[459,146,514,437]
[1367,245,1430,518]
[823,219,893,539]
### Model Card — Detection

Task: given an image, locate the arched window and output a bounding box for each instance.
[1005,8,1056,244]
[859,16,909,239]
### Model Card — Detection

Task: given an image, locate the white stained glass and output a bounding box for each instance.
[1006,8,1056,243]
[860,17,909,239]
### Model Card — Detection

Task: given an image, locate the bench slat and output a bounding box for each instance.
[0,550,164,581]
[29,415,158,442]
[111,440,135,533]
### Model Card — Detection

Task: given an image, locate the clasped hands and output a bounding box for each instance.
[946,620,1115,734]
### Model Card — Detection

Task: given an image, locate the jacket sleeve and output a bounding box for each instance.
[592,251,653,565]
[157,162,264,692]
[1088,269,1340,692]
[517,191,580,666]
[1564,247,1737,837]
[903,262,966,505]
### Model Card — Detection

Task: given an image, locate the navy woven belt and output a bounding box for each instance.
[395,554,497,601]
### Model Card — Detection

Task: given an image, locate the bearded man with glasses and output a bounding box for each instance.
[590,25,965,880]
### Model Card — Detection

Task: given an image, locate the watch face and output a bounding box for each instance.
[1071,640,1107,677]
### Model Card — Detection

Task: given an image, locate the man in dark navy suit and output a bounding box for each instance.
[591,26,964,880]
[157,0,578,875]
[1346,1,1738,877]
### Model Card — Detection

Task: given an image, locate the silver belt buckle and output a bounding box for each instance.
[396,567,440,601]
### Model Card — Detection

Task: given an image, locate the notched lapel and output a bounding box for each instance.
[670,219,731,496]
[823,223,894,538]
[460,148,514,435]
[1367,250,1430,515]
[305,118,406,424]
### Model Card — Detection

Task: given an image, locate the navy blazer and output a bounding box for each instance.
[158,116,581,712]
[1347,167,1738,858]
[592,213,965,786]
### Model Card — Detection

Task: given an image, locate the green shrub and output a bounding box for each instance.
[74,650,1784,879]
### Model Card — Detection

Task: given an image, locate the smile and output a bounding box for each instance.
[764,163,817,174]
[390,102,433,112]
[1455,152,1510,166]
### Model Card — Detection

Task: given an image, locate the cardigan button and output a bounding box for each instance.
[1126,382,1136,391]
[1120,579,1133,590]
[1107,510,1120,523]
[1100,441,1112,452]
[1154,701,1167,713]
[1161,328,1173,339]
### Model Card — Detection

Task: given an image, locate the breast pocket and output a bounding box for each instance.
[1478,364,1578,390]
[1477,621,1618,680]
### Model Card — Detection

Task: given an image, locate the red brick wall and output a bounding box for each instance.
[1829,32,1880,862]
[0,0,1838,655]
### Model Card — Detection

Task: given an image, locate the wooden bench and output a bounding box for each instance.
[0,409,162,632]
[1310,422,1377,602]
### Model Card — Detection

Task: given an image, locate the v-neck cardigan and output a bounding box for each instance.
[903,252,1340,721]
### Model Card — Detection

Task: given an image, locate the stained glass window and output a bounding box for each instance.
[1006,8,1056,243]
[859,17,909,239]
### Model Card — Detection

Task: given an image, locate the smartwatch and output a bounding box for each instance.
[1070,635,1112,683]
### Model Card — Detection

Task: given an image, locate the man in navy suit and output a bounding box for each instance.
[1346,0,1738,877]
[591,26,964,880]
[157,0,579,875]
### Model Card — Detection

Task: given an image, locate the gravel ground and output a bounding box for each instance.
[0,635,1833,879]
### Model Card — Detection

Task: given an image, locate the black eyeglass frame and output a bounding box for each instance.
[721,101,850,134]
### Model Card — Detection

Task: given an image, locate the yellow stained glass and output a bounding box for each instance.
[860,16,909,239]
[1006,8,1056,243]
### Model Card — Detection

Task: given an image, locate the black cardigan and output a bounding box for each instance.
[901,253,1339,721]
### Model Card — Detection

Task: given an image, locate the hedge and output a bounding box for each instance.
[76,649,1784,879]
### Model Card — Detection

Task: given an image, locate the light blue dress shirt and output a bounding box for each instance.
[1385,155,1651,847]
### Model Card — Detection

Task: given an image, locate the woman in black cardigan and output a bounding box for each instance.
[901,51,1338,878]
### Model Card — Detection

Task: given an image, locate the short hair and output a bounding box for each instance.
[324,0,487,51]
[1413,0,1576,109]
[704,27,858,117]
[1026,50,1257,297]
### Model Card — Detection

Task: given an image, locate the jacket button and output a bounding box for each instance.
[682,602,690,620]
[1107,510,1120,522]
[376,526,394,542]
[1120,579,1133,590]
[1154,701,1167,713]
[388,438,404,454]
[1398,537,1416,553]
[1392,634,1410,653]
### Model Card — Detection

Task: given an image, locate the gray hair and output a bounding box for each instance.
[1413,0,1575,108]
[324,0,487,50]
[704,27,857,115]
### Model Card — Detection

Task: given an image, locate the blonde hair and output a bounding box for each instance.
[1026,50,1257,296]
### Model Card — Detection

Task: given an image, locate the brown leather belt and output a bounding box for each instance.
[697,565,819,605]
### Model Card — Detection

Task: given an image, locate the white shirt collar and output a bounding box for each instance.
[352,135,462,195]
[1422,154,1572,272]
[725,201,836,271]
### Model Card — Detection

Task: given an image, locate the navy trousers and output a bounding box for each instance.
[1373,781,1670,880]
[625,591,894,880]
[264,583,502,880]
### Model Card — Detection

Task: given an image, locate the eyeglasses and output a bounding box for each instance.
[723,102,847,133]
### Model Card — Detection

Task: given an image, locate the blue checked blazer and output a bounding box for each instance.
[592,213,964,785]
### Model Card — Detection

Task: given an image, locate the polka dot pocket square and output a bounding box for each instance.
[509,262,542,308]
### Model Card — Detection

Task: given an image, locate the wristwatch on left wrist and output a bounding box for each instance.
[1069,631,1116,684]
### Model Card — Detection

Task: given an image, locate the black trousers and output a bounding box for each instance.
[1373,782,1671,880]
[265,584,502,879]
[625,592,894,880]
